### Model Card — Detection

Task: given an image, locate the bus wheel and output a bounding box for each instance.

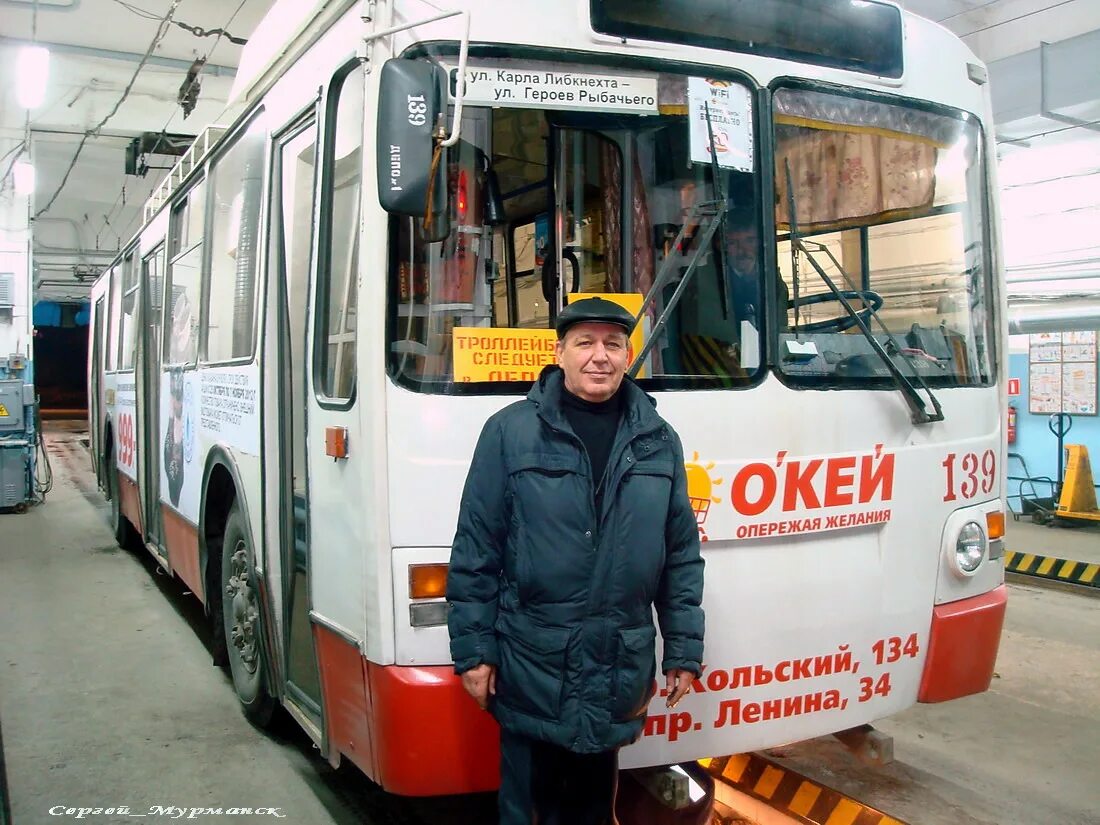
[221,505,276,726]
[109,453,135,549]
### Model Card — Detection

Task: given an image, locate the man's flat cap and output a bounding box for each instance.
[555,297,636,338]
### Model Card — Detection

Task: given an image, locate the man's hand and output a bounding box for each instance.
[461,664,497,710]
[665,669,694,709]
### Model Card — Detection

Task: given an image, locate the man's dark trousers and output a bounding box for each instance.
[498,729,617,825]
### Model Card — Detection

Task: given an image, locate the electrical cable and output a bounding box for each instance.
[0,141,26,169]
[111,0,249,43]
[156,0,248,139]
[107,0,249,247]
[33,400,53,502]
[34,0,183,219]
[957,0,1077,38]
[0,143,28,195]
[108,0,161,21]
[174,21,248,46]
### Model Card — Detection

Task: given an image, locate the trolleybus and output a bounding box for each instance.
[88,0,1008,798]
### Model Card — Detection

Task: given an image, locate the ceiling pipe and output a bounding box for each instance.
[1006,268,1100,284]
[1008,300,1100,334]
[0,0,78,10]
[0,35,237,77]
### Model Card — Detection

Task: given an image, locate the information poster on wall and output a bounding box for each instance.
[1029,331,1097,415]
[1063,363,1098,414]
[1063,331,1097,363]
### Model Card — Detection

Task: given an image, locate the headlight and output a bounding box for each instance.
[954,521,986,574]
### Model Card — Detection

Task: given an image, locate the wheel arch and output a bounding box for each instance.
[198,445,281,696]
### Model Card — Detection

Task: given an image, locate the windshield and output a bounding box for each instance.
[773,87,994,389]
[388,60,764,393]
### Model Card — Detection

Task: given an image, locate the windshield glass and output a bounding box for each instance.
[388,60,764,393]
[773,87,994,388]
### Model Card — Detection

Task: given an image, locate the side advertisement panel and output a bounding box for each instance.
[115,375,138,480]
[160,364,261,525]
[197,365,261,457]
[160,369,200,522]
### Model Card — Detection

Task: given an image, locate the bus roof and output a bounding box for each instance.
[228,0,358,108]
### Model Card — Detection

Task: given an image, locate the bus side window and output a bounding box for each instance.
[164,182,205,367]
[204,115,266,363]
[118,253,138,370]
[317,62,364,401]
[106,264,120,372]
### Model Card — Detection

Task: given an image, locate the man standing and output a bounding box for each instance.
[447,297,705,825]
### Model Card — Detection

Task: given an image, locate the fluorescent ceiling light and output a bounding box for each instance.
[13,160,35,196]
[17,46,50,109]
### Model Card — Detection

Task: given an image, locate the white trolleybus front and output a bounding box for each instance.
[87,0,1008,799]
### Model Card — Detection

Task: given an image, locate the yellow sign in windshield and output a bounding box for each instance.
[452,293,645,383]
[452,328,557,383]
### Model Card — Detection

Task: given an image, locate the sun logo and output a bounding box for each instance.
[685,452,722,542]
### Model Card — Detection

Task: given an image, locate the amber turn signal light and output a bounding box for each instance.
[986,511,1005,540]
[409,563,449,599]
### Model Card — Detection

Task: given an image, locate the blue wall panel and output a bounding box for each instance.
[1007,353,1100,500]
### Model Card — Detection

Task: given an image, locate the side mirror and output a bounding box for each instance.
[377,58,448,239]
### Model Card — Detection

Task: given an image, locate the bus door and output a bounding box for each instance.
[90,295,105,488]
[140,247,166,549]
[271,114,324,724]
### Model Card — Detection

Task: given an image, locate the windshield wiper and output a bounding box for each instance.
[705,103,731,321]
[783,160,944,425]
[628,103,729,378]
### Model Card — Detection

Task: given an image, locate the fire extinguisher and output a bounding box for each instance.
[1007,404,1017,444]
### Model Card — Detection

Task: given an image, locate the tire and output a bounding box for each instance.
[221,504,276,727]
[109,448,136,549]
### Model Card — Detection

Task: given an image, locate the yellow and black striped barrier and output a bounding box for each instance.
[1004,550,1100,588]
[702,752,908,824]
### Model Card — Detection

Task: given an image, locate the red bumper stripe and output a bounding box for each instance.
[314,625,499,796]
[118,472,143,536]
[918,585,1007,703]
[162,506,203,603]
[365,660,500,796]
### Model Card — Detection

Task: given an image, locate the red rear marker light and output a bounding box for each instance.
[456,169,468,222]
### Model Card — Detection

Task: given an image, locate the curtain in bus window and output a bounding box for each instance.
[775,90,957,144]
[600,140,622,291]
[774,123,937,231]
[630,151,655,298]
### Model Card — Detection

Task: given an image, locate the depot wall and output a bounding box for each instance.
[1007,351,1100,508]
[0,191,32,359]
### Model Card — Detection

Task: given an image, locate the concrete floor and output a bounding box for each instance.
[2,427,1098,825]
[1004,515,1100,565]
[770,580,1100,825]
[0,429,494,825]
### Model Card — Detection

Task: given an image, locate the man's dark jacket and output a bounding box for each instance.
[447,366,704,753]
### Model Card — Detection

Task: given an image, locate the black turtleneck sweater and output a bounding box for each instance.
[561,386,624,507]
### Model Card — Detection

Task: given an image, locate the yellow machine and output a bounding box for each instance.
[1055,445,1100,523]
